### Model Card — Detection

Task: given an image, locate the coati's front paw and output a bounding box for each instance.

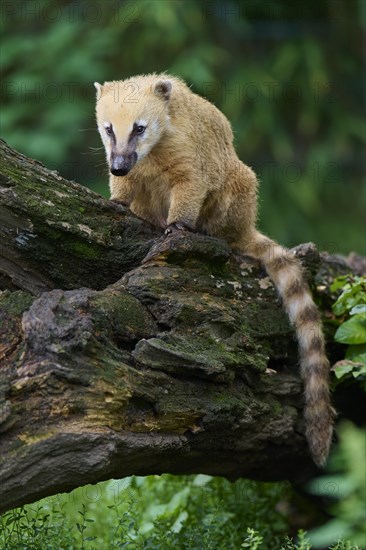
[165,222,194,235]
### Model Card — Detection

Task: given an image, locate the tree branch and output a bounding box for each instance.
[0,139,161,294]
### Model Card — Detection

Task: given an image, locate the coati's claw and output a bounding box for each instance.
[165,222,192,235]
[112,198,130,207]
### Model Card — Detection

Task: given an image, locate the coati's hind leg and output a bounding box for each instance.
[240,230,335,466]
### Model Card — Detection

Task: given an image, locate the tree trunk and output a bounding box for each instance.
[0,139,363,513]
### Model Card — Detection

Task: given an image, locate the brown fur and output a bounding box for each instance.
[95,73,335,466]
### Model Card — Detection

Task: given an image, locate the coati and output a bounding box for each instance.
[94,73,334,466]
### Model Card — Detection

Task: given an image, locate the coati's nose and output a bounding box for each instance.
[110,155,129,176]
[110,153,137,176]
[111,166,129,176]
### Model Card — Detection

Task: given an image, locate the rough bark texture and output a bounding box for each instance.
[0,139,363,513]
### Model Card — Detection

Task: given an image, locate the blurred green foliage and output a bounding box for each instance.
[0,477,293,549]
[1,0,364,253]
[1,471,363,548]
[308,422,366,548]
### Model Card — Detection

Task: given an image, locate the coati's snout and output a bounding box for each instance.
[110,152,137,176]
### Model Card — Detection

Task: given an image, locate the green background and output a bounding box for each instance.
[1,0,364,253]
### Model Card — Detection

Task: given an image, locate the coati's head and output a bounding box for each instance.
[95,76,172,176]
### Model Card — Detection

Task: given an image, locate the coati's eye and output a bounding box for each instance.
[135,125,146,135]
[105,125,113,136]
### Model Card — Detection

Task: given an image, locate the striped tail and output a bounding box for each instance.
[245,231,335,466]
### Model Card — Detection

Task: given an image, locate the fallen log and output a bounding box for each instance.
[0,139,363,512]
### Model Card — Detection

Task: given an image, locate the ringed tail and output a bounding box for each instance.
[245,231,335,466]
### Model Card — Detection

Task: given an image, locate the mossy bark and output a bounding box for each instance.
[0,139,161,294]
[0,139,363,513]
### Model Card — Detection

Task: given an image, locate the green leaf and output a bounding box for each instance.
[330,276,349,293]
[331,276,366,317]
[333,361,355,379]
[353,364,366,377]
[333,359,365,384]
[350,304,366,315]
[333,292,366,316]
[332,300,348,316]
[308,519,351,547]
[334,314,366,345]
[345,343,366,361]
[192,474,212,486]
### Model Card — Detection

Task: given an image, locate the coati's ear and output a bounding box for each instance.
[94,82,103,99]
[153,80,172,101]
